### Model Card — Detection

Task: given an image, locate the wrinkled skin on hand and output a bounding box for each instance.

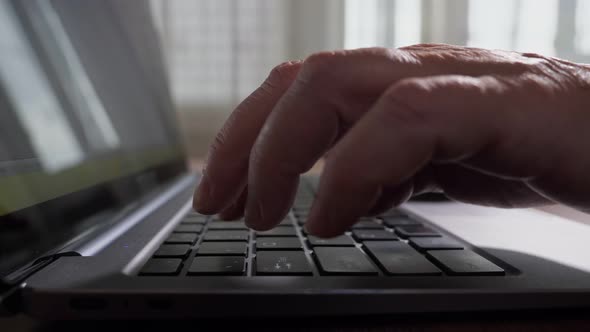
[193,44,590,237]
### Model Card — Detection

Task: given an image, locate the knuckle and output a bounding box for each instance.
[265,61,301,88]
[519,53,588,90]
[382,78,430,107]
[399,43,449,50]
[377,76,491,124]
[300,51,341,85]
[300,48,392,84]
[210,127,230,152]
[378,79,432,125]
[298,47,417,92]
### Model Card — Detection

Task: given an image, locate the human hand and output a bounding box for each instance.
[193,44,590,237]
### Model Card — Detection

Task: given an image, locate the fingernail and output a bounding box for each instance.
[305,203,328,236]
[245,197,262,230]
[303,210,318,235]
[194,175,212,213]
[302,222,313,235]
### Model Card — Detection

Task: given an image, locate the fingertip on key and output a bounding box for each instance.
[193,176,216,214]
[244,197,267,231]
[304,206,343,238]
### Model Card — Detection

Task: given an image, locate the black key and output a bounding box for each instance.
[279,218,293,226]
[364,241,441,275]
[294,197,313,204]
[380,209,407,217]
[409,236,463,251]
[175,224,203,233]
[351,220,383,229]
[182,215,208,224]
[308,235,355,246]
[203,230,249,241]
[185,211,209,219]
[381,216,420,227]
[140,258,182,275]
[256,227,297,237]
[293,210,309,217]
[395,225,440,238]
[208,221,248,230]
[154,244,191,258]
[256,237,302,250]
[293,204,312,211]
[188,256,245,275]
[357,216,378,221]
[314,247,377,275]
[352,229,398,241]
[197,242,248,256]
[427,250,505,275]
[256,251,312,275]
[165,233,198,244]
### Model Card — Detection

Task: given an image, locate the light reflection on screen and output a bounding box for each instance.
[0,0,183,216]
[0,1,84,173]
[0,0,185,279]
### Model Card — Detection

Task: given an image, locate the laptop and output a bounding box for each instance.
[2,0,590,320]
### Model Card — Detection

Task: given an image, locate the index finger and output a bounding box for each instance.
[193,61,302,214]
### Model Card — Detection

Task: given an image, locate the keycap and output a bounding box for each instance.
[352,229,398,241]
[203,230,249,241]
[256,251,312,275]
[278,218,293,226]
[308,235,355,246]
[182,215,208,224]
[140,258,183,275]
[165,233,198,244]
[351,220,383,229]
[197,242,248,256]
[175,224,203,233]
[395,225,440,238]
[357,217,378,221]
[256,227,297,237]
[256,237,302,250]
[208,221,248,230]
[154,244,191,258]
[409,237,464,251]
[381,216,420,227]
[380,209,407,217]
[314,247,378,275]
[427,250,505,275]
[363,241,441,275]
[293,204,312,211]
[185,211,201,217]
[297,217,308,225]
[188,256,245,275]
[294,210,309,217]
[294,194,314,206]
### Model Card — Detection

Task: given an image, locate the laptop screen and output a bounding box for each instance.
[0,0,186,280]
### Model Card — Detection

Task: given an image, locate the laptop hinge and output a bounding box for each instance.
[0,252,80,316]
[0,282,24,316]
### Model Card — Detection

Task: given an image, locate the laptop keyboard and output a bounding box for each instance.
[140,178,506,277]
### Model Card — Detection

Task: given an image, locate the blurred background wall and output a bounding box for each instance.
[147,0,590,159]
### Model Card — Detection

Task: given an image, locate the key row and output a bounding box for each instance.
[142,243,503,276]
[156,234,466,260]
[184,209,413,230]
[167,224,441,246]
